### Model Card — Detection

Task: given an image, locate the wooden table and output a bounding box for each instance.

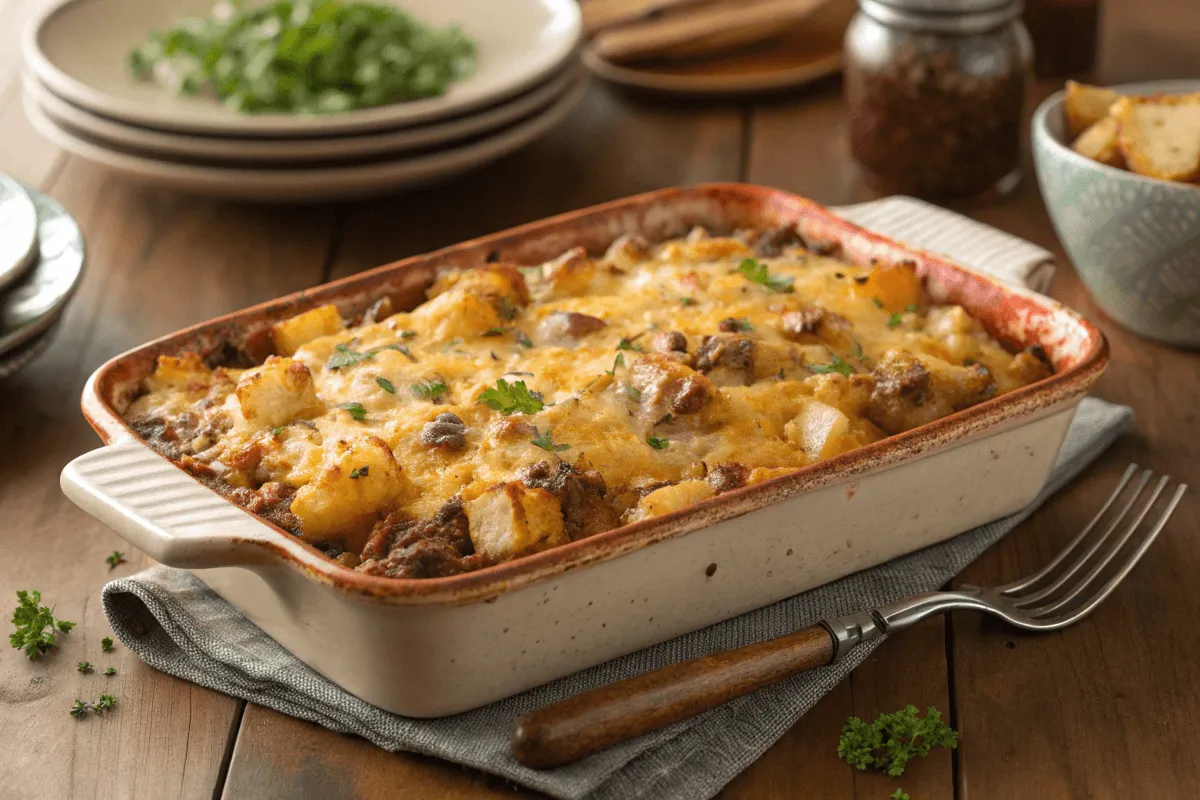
[2,1,1197,797]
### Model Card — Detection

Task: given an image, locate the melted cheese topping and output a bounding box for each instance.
[124,229,1050,565]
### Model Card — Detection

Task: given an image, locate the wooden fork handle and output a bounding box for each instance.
[510,624,835,769]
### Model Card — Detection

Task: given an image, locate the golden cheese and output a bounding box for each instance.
[124,227,1050,575]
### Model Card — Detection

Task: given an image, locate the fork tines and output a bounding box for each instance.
[1000,464,1187,628]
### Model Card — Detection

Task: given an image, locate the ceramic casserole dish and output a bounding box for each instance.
[61,184,1107,717]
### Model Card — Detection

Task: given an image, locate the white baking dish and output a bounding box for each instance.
[61,184,1107,717]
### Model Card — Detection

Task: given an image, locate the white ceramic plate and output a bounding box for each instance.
[0,185,85,358]
[24,0,581,137]
[0,175,39,293]
[0,325,56,381]
[24,75,589,201]
[24,63,583,164]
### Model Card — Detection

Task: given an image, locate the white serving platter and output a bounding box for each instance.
[0,175,39,293]
[24,63,583,164]
[24,75,590,201]
[24,0,581,137]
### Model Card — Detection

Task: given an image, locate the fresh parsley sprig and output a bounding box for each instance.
[337,402,367,422]
[106,551,125,569]
[101,637,114,653]
[531,427,570,453]
[605,353,625,377]
[477,379,544,415]
[411,380,449,401]
[326,342,414,370]
[647,435,670,451]
[70,694,116,718]
[9,590,75,660]
[738,258,795,294]
[809,354,856,377]
[837,705,959,778]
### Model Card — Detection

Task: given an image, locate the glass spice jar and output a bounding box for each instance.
[845,0,1032,200]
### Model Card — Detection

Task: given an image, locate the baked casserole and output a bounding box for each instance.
[123,226,1052,579]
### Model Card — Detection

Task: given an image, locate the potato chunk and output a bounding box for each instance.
[1064,80,1120,138]
[1072,116,1125,168]
[235,356,324,429]
[291,434,406,546]
[147,352,212,393]
[416,265,531,339]
[786,400,851,460]
[271,304,345,356]
[541,247,597,296]
[464,481,567,562]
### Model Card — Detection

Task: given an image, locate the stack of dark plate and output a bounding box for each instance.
[0,175,85,380]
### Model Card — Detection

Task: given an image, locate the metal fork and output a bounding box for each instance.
[511,464,1188,769]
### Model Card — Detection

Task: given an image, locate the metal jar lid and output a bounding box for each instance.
[858,0,1023,33]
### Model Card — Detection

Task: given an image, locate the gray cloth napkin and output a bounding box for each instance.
[101,397,1130,800]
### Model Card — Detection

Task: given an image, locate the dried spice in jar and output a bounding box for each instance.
[845,0,1032,200]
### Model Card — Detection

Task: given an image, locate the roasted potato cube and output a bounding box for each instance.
[417,265,531,339]
[147,352,212,393]
[1064,81,1120,138]
[627,480,715,523]
[541,247,597,296]
[271,304,345,357]
[1071,116,1125,168]
[786,400,851,460]
[464,481,567,562]
[1114,94,1200,183]
[291,434,406,547]
[235,356,324,428]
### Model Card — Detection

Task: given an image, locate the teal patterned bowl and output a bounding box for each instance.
[1032,79,1200,347]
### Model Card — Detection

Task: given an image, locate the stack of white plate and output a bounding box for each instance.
[21,0,584,202]
[0,175,85,380]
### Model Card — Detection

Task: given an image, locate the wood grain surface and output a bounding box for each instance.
[0,0,1197,797]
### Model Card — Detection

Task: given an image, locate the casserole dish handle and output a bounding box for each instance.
[61,440,277,568]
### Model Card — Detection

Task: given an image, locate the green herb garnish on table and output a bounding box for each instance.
[128,0,476,114]
[9,590,75,660]
[837,705,959,778]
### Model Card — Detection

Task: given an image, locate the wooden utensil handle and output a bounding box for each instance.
[510,624,835,769]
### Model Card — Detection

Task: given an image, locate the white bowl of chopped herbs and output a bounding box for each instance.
[24,0,581,136]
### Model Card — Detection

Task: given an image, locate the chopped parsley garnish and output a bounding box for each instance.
[105,667,116,676]
[809,354,855,377]
[410,380,448,401]
[514,330,533,348]
[616,338,644,352]
[887,313,904,329]
[873,297,885,309]
[622,386,641,401]
[852,342,868,362]
[337,402,367,421]
[905,303,919,313]
[837,705,959,778]
[738,257,794,293]
[890,790,909,800]
[400,330,418,339]
[77,661,92,673]
[738,319,754,331]
[531,427,570,453]
[70,694,116,718]
[679,297,696,306]
[605,353,625,376]
[442,338,463,351]
[9,590,75,660]
[477,379,544,415]
[106,550,125,569]
[376,377,395,394]
[497,296,518,320]
[647,435,670,451]
[657,413,674,425]
[483,328,505,337]
[327,342,413,369]
[272,427,283,436]
[349,466,369,479]
[101,637,114,653]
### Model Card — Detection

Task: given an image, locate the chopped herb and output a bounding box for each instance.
[679,297,696,306]
[605,353,625,376]
[531,427,570,453]
[905,303,919,313]
[476,379,544,415]
[106,550,125,569]
[71,694,117,718]
[101,637,114,653]
[497,296,518,320]
[616,338,644,352]
[272,427,283,436]
[442,338,463,351]
[890,790,910,800]
[837,705,959,778]
[483,328,505,337]
[400,330,418,339]
[327,342,413,369]
[810,354,855,377]
[657,413,674,425]
[375,343,416,362]
[376,377,396,394]
[873,297,885,309]
[337,402,367,422]
[104,667,116,676]
[9,590,75,660]
[738,319,754,331]
[887,313,904,329]
[503,371,534,377]
[77,661,92,673]
[622,386,641,401]
[411,380,449,401]
[349,466,369,479]
[738,257,795,293]
[514,330,533,348]
[647,435,670,451]
[852,342,868,362]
